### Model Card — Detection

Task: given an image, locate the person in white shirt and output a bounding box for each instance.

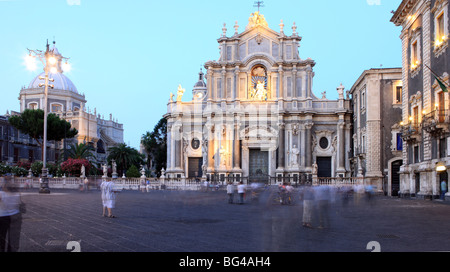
[237,182,246,204]
[101,179,117,218]
[226,182,235,204]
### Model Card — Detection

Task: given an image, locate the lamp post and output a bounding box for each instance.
[26,40,69,194]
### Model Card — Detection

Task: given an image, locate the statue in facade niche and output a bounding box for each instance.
[250,81,267,101]
[219,146,227,166]
[291,145,299,166]
[312,162,318,176]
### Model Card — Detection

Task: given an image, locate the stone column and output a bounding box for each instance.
[233,122,241,169]
[337,121,346,175]
[277,122,286,170]
[306,66,313,98]
[305,122,313,168]
[221,66,226,101]
[292,64,297,98]
[422,4,432,161]
[173,124,183,171]
[166,123,172,170]
[278,66,284,99]
[207,68,213,101]
[207,124,215,171]
[234,66,239,100]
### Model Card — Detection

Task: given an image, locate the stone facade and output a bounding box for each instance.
[164,12,352,182]
[391,0,450,199]
[350,68,403,194]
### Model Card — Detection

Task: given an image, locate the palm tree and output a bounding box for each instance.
[107,143,145,176]
[66,143,95,160]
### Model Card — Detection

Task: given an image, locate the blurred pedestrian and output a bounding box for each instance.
[315,185,330,229]
[101,179,117,218]
[301,185,314,228]
[227,182,235,204]
[441,180,447,200]
[354,184,365,205]
[0,177,24,252]
[365,184,375,205]
[237,181,246,204]
[286,182,294,205]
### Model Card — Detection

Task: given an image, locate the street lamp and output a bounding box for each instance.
[436,161,447,172]
[26,40,69,194]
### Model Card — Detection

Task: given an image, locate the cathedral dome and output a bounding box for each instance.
[193,69,206,88]
[28,72,78,93]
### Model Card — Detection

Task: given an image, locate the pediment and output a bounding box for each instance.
[238,26,281,46]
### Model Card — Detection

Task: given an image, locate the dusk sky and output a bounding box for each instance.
[0,0,402,149]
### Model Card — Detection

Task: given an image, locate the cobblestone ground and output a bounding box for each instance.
[11,187,450,253]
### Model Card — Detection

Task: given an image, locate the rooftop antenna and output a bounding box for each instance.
[253,1,264,12]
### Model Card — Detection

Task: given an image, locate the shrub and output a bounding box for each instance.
[61,158,90,177]
[11,166,28,177]
[16,161,31,170]
[126,165,140,178]
[31,161,43,177]
[0,164,12,175]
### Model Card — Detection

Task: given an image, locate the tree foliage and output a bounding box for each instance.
[66,143,94,160]
[8,109,78,158]
[126,165,140,178]
[107,143,145,176]
[141,117,167,176]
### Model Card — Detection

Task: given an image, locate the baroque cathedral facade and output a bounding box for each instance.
[164,12,353,183]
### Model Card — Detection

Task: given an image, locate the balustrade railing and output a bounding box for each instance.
[5,175,367,191]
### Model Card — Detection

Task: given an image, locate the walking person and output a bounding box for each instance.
[441,180,447,200]
[286,182,294,205]
[227,182,235,204]
[301,185,314,228]
[101,179,118,218]
[237,181,246,204]
[315,185,331,229]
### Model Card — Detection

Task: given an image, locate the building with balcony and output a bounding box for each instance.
[391,0,450,199]
[349,68,403,195]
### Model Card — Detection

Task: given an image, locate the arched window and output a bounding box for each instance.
[28,102,38,110]
[97,140,105,154]
[50,103,63,113]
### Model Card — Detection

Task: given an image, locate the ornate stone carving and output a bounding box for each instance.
[246,11,268,30]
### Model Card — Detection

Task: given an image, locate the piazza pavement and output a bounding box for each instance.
[9,185,450,255]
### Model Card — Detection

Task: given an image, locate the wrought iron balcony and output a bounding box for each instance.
[401,122,421,143]
[422,109,449,136]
